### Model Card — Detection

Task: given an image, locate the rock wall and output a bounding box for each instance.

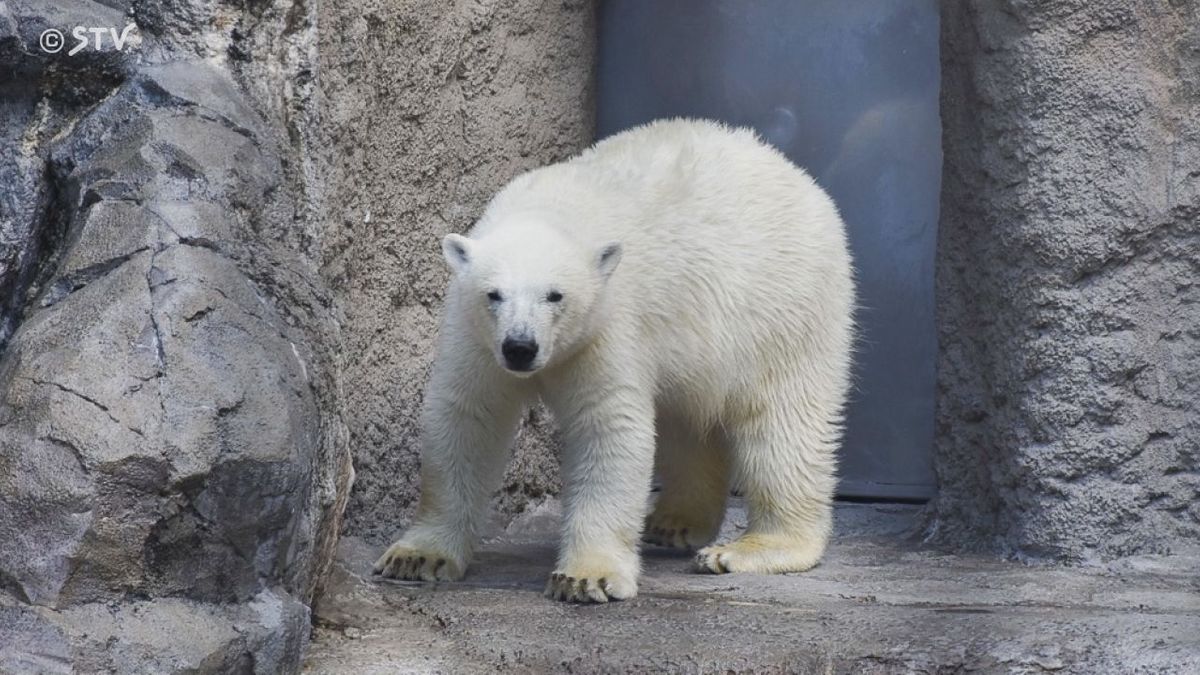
[0,0,351,671]
[932,0,1200,561]
[318,0,596,543]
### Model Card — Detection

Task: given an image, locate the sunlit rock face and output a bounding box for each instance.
[0,1,351,672]
[316,0,595,544]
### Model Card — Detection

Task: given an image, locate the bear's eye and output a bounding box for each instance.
[486,290,503,303]
[546,290,563,303]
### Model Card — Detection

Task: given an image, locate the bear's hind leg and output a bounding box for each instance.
[643,417,730,551]
[694,387,838,575]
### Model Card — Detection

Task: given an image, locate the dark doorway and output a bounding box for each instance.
[596,0,941,500]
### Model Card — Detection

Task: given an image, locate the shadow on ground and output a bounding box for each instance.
[303,501,1199,673]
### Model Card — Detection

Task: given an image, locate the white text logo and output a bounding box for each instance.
[39,25,139,56]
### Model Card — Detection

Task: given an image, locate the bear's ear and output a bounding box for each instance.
[596,242,623,279]
[442,234,474,273]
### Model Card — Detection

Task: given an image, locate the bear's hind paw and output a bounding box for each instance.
[642,511,720,551]
[372,542,464,582]
[693,533,824,575]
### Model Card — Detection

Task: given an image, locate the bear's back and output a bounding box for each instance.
[575,120,854,411]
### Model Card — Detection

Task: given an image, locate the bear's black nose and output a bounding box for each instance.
[502,337,539,371]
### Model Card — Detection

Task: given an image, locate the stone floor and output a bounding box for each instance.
[303,500,1200,674]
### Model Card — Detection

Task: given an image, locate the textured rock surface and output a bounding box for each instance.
[318,0,596,542]
[0,0,129,347]
[306,501,1200,673]
[932,0,1200,560]
[0,0,350,671]
[2,588,310,674]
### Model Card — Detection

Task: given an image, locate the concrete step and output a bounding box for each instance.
[304,501,1200,673]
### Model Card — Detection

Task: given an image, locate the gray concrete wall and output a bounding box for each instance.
[318,0,596,543]
[932,0,1200,561]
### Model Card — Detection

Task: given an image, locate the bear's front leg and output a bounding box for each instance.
[544,375,655,603]
[374,344,526,583]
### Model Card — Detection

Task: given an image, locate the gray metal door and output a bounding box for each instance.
[596,0,941,500]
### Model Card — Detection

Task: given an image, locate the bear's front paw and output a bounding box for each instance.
[372,541,464,582]
[543,559,638,604]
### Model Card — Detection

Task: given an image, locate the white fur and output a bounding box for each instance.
[374,119,855,603]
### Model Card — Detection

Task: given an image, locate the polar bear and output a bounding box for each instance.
[374,118,855,603]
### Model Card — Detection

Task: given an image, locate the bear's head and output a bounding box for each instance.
[441,220,621,377]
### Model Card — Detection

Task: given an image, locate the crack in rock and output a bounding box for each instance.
[23,377,142,437]
[38,247,153,310]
